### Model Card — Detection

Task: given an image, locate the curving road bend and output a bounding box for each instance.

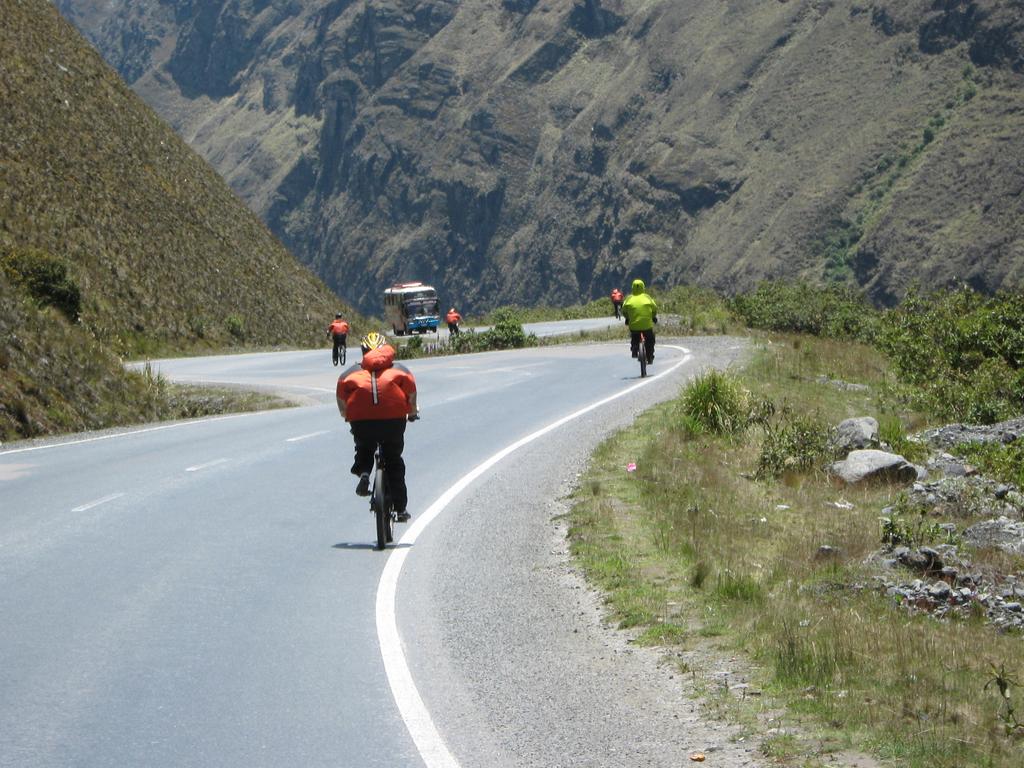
[0,335,758,767]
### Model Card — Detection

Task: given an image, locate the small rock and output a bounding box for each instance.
[815,545,841,560]
[928,582,952,600]
[832,417,879,454]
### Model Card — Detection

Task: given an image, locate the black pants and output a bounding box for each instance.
[350,418,408,512]
[630,329,655,361]
[332,334,347,364]
[447,322,459,335]
[612,301,622,318]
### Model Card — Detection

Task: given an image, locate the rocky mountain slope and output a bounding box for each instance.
[55,0,1024,313]
[1,0,352,438]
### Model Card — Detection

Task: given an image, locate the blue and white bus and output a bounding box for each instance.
[383,282,440,335]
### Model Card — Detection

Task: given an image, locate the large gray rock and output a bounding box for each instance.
[830,449,918,485]
[963,517,1024,555]
[832,416,879,454]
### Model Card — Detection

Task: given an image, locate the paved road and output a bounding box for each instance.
[1,337,758,767]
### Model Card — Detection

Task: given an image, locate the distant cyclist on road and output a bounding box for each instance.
[622,279,657,364]
[610,287,624,319]
[446,307,462,336]
[327,313,350,366]
[336,332,418,522]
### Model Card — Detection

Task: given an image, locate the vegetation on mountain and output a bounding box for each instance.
[56,0,1024,314]
[0,0,357,441]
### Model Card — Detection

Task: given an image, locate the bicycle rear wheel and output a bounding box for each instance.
[638,335,647,378]
[372,468,391,550]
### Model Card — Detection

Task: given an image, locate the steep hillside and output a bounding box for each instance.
[55,0,1024,312]
[3,0,350,357]
[1,0,357,440]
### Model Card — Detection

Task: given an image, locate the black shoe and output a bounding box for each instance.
[395,510,411,523]
[355,473,370,496]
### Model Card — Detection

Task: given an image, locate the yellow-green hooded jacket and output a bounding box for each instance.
[622,279,657,331]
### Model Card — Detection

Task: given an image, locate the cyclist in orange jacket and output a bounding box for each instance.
[336,332,418,521]
[327,313,350,366]
[445,307,462,336]
[610,287,624,319]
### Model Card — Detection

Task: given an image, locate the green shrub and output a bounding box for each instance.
[394,334,425,360]
[225,314,246,341]
[880,494,959,548]
[654,284,737,334]
[756,408,832,479]
[878,414,929,463]
[877,287,1024,422]
[729,281,878,341]
[486,307,530,349]
[818,220,864,282]
[956,440,1024,488]
[679,369,749,434]
[1,245,82,321]
[446,308,536,354]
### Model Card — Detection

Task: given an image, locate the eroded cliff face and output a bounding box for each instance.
[55,0,1024,312]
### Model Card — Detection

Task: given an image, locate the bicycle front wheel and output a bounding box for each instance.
[372,469,391,550]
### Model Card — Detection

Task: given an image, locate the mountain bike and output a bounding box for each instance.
[631,329,655,378]
[332,337,347,366]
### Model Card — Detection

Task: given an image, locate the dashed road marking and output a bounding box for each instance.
[71,493,125,512]
[286,431,330,443]
[185,458,228,473]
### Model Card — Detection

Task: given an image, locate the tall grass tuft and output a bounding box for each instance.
[678,369,749,434]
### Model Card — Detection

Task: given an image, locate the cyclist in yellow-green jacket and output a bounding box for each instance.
[622,278,657,364]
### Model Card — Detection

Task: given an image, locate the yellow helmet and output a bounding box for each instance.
[360,331,388,352]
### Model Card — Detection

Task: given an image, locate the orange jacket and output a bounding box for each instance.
[337,345,416,421]
[610,289,624,302]
[446,310,462,324]
[328,319,350,336]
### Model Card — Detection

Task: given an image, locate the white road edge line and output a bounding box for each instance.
[376,345,694,768]
[71,493,125,512]
[185,458,228,473]
[286,430,330,443]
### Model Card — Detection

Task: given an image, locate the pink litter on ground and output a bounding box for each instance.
[627,463,637,472]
